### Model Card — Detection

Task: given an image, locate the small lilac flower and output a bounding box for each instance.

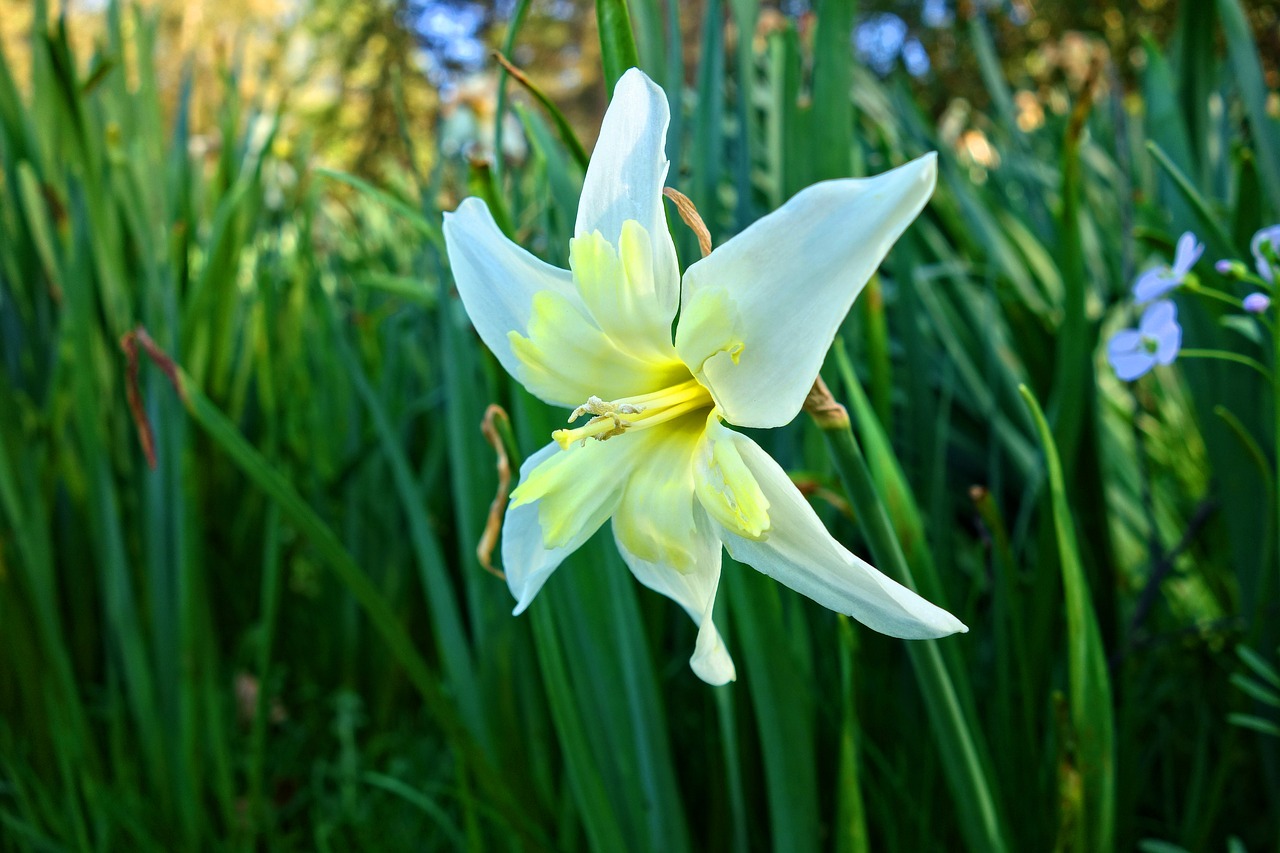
[1215,259,1232,275]
[1252,224,1280,283]
[1244,292,1271,314]
[1108,300,1182,381]
[1133,231,1204,302]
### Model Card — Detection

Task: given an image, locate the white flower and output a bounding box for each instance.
[442,68,966,684]
[1132,231,1203,303]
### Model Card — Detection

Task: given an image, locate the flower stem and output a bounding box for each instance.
[1179,348,1273,382]
[1184,280,1252,310]
[806,380,1011,853]
[1273,315,1280,637]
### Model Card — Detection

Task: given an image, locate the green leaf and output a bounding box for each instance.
[1019,385,1115,853]
[1214,0,1280,214]
[596,0,641,96]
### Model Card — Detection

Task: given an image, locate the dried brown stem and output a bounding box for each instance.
[119,326,189,469]
[477,404,512,580]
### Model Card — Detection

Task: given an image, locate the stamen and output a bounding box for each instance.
[551,378,713,450]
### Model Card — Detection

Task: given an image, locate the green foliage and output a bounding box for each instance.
[2,0,1278,851]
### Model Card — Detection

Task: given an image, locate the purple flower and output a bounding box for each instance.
[1244,292,1271,314]
[1133,231,1204,303]
[1108,300,1182,381]
[1252,224,1280,283]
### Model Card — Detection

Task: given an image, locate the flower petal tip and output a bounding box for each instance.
[918,609,968,638]
[690,650,737,685]
[510,589,537,617]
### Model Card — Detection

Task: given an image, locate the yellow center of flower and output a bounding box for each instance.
[552,377,714,449]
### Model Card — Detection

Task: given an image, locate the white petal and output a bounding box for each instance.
[575,68,680,322]
[706,427,968,638]
[615,504,735,685]
[503,438,638,614]
[443,197,576,381]
[675,154,937,428]
[610,415,736,684]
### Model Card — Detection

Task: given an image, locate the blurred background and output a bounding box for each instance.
[2,0,1280,850]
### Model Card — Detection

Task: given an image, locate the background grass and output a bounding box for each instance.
[2,0,1279,850]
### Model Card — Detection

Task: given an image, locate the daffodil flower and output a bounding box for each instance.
[442,68,966,684]
[1107,300,1182,381]
[1133,232,1203,303]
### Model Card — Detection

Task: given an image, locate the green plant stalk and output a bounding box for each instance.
[861,276,893,431]
[835,615,870,853]
[595,0,641,95]
[1179,348,1272,380]
[1274,299,1280,642]
[529,603,629,852]
[328,304,484,740]
[1146,141,1236,256]
[811,397,1010,853]
[1214,0,1280,213]
[127,334,547,849]
[492,0,532,187]
[494,50,589,170]
[1020,385,1115,853]
[245,503,283,843]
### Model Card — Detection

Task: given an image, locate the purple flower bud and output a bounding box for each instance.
[1243,292,1271,314]
[1216,259,1248,279]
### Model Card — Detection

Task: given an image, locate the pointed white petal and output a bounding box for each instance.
[611,419,735,683]
[705,426,968,638]
[575,68,680,322]
[503,437,639,613]
[443,197,576,380]
[676,154,937,428]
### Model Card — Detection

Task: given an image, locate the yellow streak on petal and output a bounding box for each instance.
[674,287,745,377]
[570,222,676,361]
[510,436,634,549]
[695,414,771,540]
[613,416,705,574]
[509,289,685,405]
